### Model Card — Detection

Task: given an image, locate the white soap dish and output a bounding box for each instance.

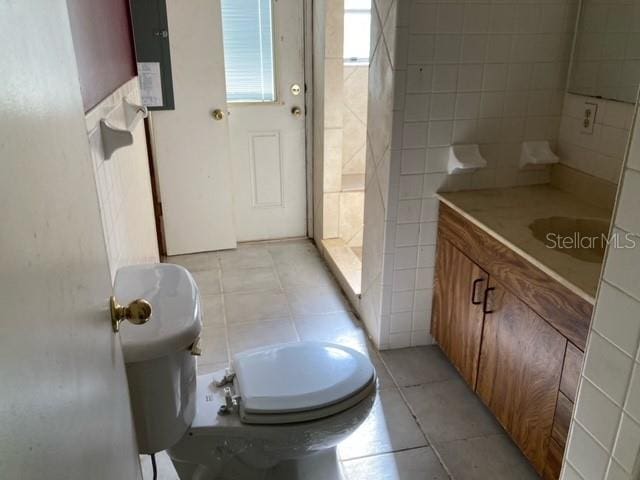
[447,144,487,175]
[519,141,558,169]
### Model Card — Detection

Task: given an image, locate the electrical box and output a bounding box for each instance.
[129,0,175,110]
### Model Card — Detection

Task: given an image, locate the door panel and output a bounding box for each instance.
[432,238,488,388]
[476,278,566,473]
[226,0,307,241]
[0,2,139,478]
[151,0,237,255]
[250,132,284,206]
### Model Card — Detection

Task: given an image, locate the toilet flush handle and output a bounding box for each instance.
[110,296,152,333]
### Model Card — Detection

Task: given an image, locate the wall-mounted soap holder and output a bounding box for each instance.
[447,144,487,175]
[519,141,558,169]
[100,98,148,160]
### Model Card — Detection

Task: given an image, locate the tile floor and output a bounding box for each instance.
[140,239,539,479]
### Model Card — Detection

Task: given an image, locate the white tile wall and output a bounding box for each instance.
[561,103,640,480]
[558,93,635,183]
[364,0,577,349]
[84,78,159,281]
[360,0,398,348]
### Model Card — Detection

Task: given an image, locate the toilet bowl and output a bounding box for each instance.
[115,263,376,480]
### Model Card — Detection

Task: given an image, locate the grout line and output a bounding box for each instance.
[375,350,457,480]
[269,247,302,343]
[216,254,233,366]
[340,445,432,464]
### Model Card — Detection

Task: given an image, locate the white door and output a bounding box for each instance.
[151,0,237,255]
[0,2,140,479]
[221,0,307,241]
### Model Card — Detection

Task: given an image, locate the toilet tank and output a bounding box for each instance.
[115,264,203,454]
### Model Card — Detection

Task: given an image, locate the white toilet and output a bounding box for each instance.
[115,263,376,480]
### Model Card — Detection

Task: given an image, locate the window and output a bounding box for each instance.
[344,0,372,65]
[220,0,275,103]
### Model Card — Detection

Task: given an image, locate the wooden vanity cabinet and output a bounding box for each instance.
[432,239,488,388]
[476,277,566,472]
[432,204,591,478]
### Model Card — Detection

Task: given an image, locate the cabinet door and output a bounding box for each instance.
[477,278,566,473]
[432,238,488,388]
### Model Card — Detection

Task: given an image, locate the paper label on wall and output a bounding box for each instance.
[138,62,163,107]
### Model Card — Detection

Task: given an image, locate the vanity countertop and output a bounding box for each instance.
[437,185,613,304]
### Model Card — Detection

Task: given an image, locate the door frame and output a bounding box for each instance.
[304,0,314,238]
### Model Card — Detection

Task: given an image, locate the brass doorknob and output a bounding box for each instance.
[212,109,225,121]
[111,296,152,332]
[291,106,302,117]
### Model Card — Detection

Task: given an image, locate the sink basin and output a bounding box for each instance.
[529,216,610,263]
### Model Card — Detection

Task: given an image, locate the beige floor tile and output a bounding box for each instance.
[197,361,229,375]
[224,290,290,324]
[369,352,396,391]
[435,434,538,480]
[276,259,336,289]
[199,331,229,366]
[201,294,224,328]
[267,240,321,265]
[381,346,457,387]
[342,447,448,480]
[191,270,222,295]
[227,318,298,354]
[218,245,273,270]
[338,388,428,460]
[286,285,352,315]
[294,312,367,350]
[165,252,219,272]
[403,376,503,443]
[221,267,281,293]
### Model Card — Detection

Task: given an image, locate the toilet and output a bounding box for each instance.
[115,263,376,480]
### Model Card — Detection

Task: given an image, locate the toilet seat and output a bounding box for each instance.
[231,342,376,424]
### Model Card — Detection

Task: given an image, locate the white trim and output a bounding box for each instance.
[304,0,314,238]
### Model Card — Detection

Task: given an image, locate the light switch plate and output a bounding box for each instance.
[581,102,598,134]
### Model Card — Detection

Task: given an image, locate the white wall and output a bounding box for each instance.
[558,93,635,183]
[85,78,159,281]
[562,100,640,480]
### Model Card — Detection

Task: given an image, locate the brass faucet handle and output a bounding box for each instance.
[111,296,152,332]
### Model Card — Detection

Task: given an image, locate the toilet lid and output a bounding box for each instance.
[232,342,375,415]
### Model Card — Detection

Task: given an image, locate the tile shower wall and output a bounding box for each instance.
[85,78,159,281]
[343,65,369,178]
[558,93,635,183]
[340,65,369,248]
[561,102,640,480]
[322,0,346,239]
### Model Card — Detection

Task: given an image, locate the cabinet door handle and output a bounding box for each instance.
[483,287,496,314]
[471,278,485,305]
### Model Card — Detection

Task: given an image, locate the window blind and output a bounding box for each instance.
[220,0,275,102]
